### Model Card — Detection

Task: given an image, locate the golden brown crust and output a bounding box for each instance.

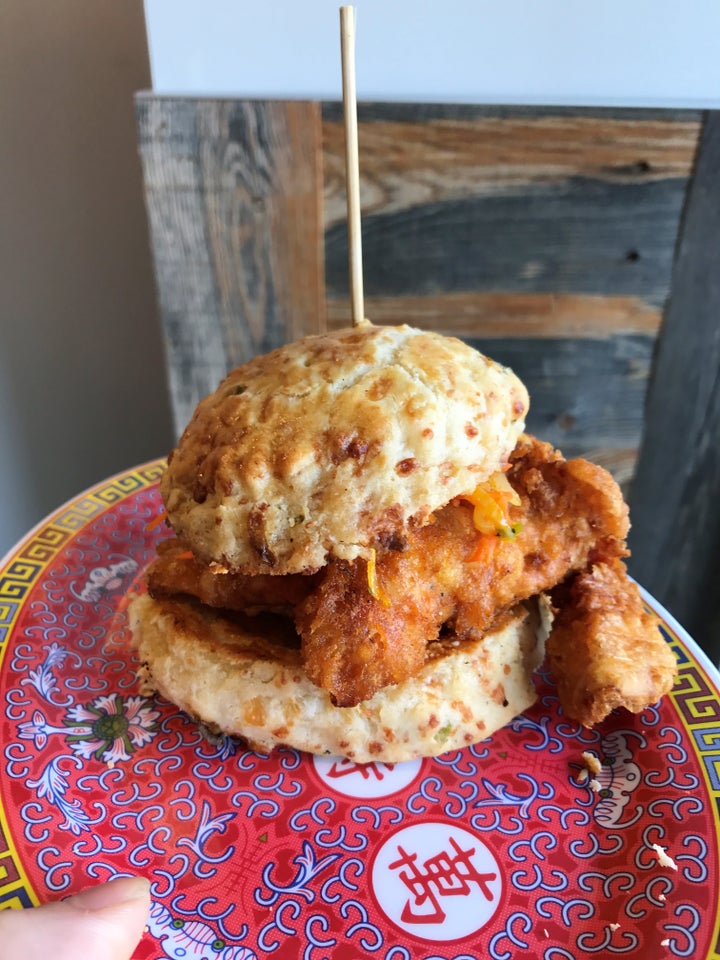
[546,559,677,726]
[297,436,631,707]
[161,323,528,575]
[148,538,317,614]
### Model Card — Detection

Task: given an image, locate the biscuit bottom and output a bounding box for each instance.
[128,592,549,764]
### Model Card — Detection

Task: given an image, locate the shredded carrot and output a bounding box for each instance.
[466,533,495,564]
[175,550,194,560]
[367,550,391,607]
[461,472,520,538]
[146,510,168,532]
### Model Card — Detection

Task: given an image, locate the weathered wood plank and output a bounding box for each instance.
[628,111,720,663]
[319,105,696,496]
[324,178,687,307]
[136,96,324,435]
[464,334,653,457]
[322,110,700,228]
[323,101,704,125]
[327,292,661,338]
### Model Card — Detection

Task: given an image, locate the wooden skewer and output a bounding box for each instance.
[340,5,365,326]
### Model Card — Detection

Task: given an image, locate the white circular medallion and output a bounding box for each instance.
[312,756,422,799]
[371,821,503,941]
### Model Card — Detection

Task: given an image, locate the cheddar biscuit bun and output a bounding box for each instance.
[160,321,528,575]
[129,592,548,763]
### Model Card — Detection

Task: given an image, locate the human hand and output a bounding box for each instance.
[0,876,151,960]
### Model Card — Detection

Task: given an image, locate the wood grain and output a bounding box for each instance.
[322,109,701,228]
[326,292,662,338]
[324,178,688,307]
[319,103,697,508]
[628,111,720,663]
[136,97,324,435]
[464,334,653,455]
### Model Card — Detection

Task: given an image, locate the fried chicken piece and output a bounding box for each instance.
[546,559,677,726]
[293,561,435,707]
[295,508,474,706]
[298,436,631,707]
[148,538,316,614]
[451,436,629,638]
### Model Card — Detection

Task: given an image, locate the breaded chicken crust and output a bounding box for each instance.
[298,436,630,706]
[148,538,316,614]
[547,559,677,726]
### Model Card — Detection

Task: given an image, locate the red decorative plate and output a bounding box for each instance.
[1,461,719,959]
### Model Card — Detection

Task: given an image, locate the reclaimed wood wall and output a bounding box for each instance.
[136,98,699,487]
[136,97,718,659]
[136,99,325,430]
[321,103,701,490]
[627,112,720,664]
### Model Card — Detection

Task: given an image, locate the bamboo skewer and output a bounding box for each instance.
[340,5,365,326]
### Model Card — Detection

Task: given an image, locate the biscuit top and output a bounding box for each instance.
[161,323,529,574]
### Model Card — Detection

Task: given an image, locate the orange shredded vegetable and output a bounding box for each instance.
[466,533,495,564]
[367,549,391,607]
[462,472,521,560]
[146,510,168,532]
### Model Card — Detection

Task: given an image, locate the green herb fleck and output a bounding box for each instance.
[497,522,523,540]
[436,723,454,743]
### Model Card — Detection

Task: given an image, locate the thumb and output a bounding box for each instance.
[0,876,151,960]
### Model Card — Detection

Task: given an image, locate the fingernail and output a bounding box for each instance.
[69,876,151,911]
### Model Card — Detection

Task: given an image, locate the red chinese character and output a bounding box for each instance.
[326,759,394,780]
[389,837,497,924]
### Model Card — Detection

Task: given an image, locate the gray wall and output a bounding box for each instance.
[0,0,173,556]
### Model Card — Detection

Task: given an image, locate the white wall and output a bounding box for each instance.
[145,0,720,107]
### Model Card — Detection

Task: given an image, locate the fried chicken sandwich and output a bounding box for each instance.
[129,322,677,762]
